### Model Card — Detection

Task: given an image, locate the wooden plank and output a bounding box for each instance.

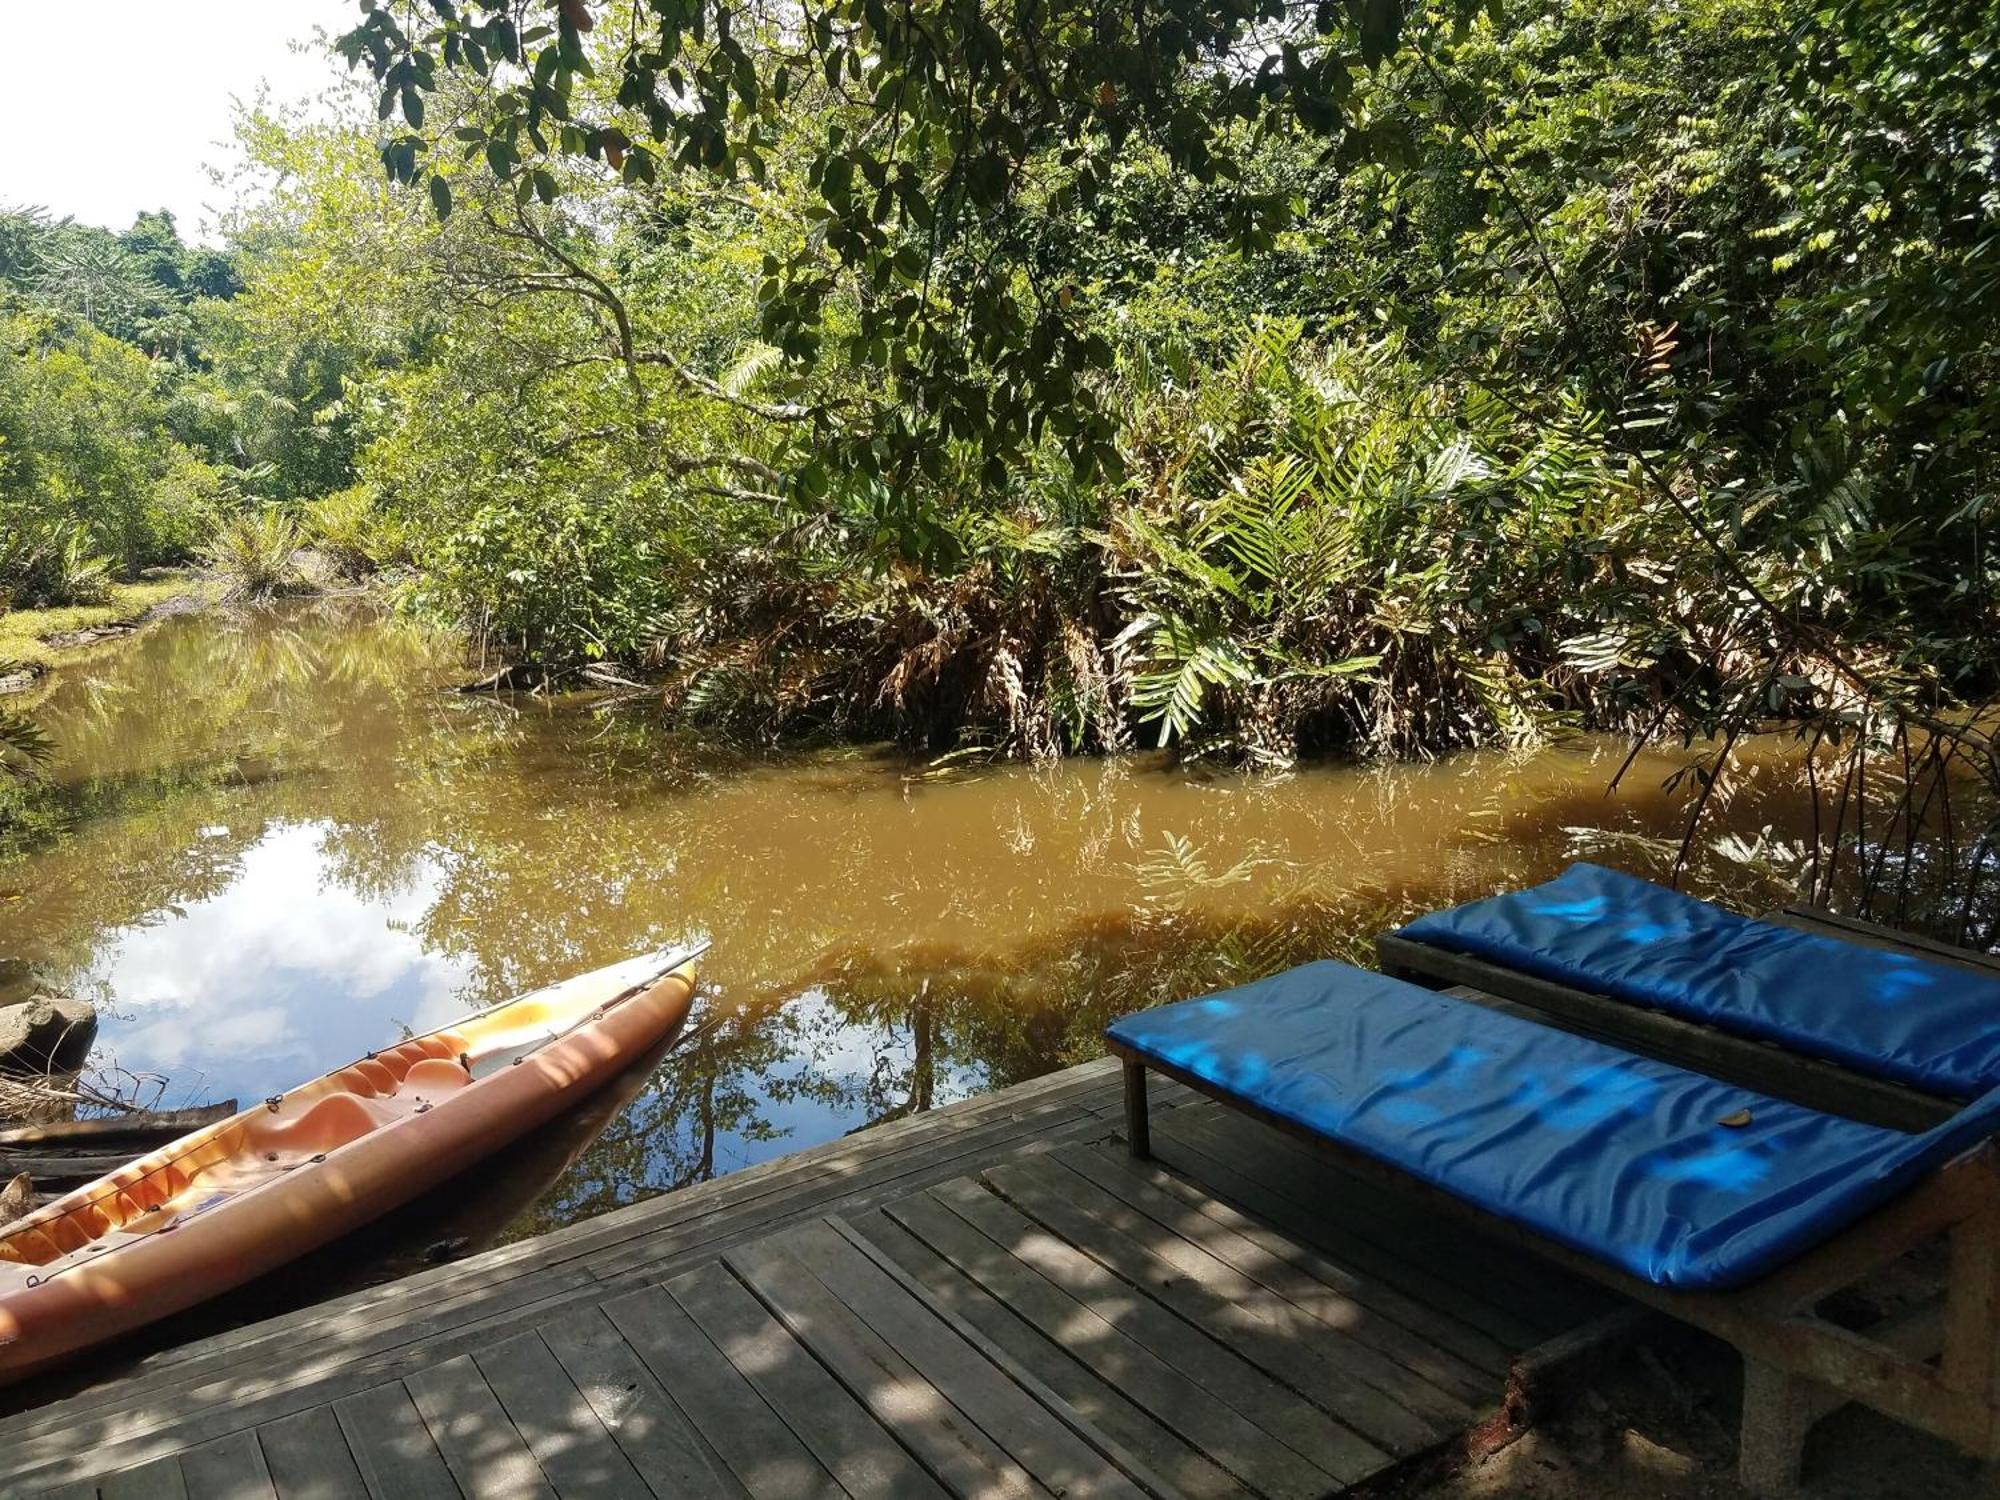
[759,1219,1157,1500]
[176,1431,277,1500]
[0,1080,1130,1486]
[982,1157,1452,1455]
[475,1332,651,1500]
[1375,931,1952,1130]
[1145,1118,1531,1360]
[878,1187,1325,1500]
[921,1175,1385,1487]
[405,1356,554,1500]
[579,1090,1118,1284]
[0,1063,1129,1455]
[1777,905,2000,976]
[1169,1083,1593,1334]
[717,1237,1046,1500]
[0,1064,1248,1496]
[0,1080,1306,1496]
[1181,1103,1605,1331]
[95,1457,187,1500]
[666,1260,948,1500]
[0,1151,147,1183]
[256,1407,368,1500]
[331,1383,461,1500]
[1067,1140,1510,1388]
[1054,1144,1493,1406]
[850,1207,1241,1500]
[1154,1109,1555,1348]
[827,1214,1197,1500]
[539,1307,745,1499]
[0,1103,236,1148]
[599,1283,841,1500]
[0,1261,604,1471]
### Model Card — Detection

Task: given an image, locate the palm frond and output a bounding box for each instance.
[1124,612,1255,747]
[0,708,51,778]
[719,341,784,397]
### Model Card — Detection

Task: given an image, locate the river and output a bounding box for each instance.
[0,599,1826,1243]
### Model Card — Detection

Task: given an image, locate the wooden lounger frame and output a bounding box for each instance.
[1112,1044,2000,1493]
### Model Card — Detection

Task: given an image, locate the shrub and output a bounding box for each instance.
[142,454,233,564]
[204,509,311,600]
[0,519,113,608]
[301,484,403,575]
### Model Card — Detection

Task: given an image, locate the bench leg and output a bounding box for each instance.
[1944,1207,2000,1468]
[1123,1059,1150,1160]
[1739,1358,1817,1494]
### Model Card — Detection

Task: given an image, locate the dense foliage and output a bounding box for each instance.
[0,208,267,609]
[6,0,2000,805]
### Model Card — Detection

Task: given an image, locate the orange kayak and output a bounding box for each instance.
[0,946,701,1382]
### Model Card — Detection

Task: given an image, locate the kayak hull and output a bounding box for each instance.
[0,953,697,1382]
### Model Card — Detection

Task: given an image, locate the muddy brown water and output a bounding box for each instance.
[0,599,1828,1244]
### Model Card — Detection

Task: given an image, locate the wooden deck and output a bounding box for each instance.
[0,1057,1619,1499]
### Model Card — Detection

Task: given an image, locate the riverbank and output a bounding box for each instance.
[0,576,217,699]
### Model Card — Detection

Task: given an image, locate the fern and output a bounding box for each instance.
[1206,453,1311,590]
[0,708,50,778]
[1122,612,1254,747]
[205,509,309,600]
[719,341,784,397]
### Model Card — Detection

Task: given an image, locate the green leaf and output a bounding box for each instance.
[1358,0,1404,66]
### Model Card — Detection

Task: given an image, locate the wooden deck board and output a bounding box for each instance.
[539,1307,744,1498]
[1025,1151,1481,1422]
[1058,1142,1498,1401]
[720,1233,1052,1500]
[95,1457,188,1500]
[982,1156,1452,1454]
[329,1382,461,1500]
[176,1430,278,1500]
[927,1172,1391,1487]
[0,1061,1139,1446]
[0,1069,1151,1483]
[1151,1111,1555,1349]
[1184,1109,1607,1333]
[604,1282,841,1500]
[871,1182,1329,1500]
[756,1218,1150,1500]
[849,1206,1244,1500]
[405,1354,555,1500]
[5,1055,1603,1500]
[255,1406,369,1500]
[476,1331,653,1500]
[669,1258,948,1500]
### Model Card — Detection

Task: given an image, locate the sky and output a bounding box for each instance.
[0,1,359,243]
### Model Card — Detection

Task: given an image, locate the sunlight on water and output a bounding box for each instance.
[0,600,1827,1239]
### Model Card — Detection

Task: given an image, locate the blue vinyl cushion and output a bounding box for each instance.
[1397,863,2000,1100]
[1107,962,2000,1289]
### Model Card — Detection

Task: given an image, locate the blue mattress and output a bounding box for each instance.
[1396,863,2000,1100]
[1108,962,2000,1289]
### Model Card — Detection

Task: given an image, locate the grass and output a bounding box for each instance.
[0,575,213,675]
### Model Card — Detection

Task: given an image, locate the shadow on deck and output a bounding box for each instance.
[0,1059,1622,1499]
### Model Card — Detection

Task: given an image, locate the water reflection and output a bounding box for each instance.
[0,600,1836,1241]
[83,821,465,1101]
